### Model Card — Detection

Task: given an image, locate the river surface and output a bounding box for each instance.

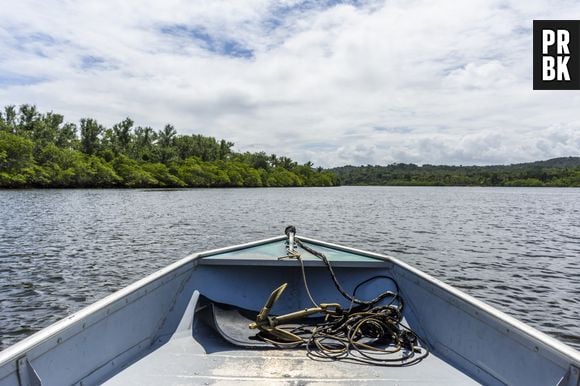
[0,187,579,351]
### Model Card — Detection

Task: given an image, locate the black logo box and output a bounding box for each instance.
[533,20,580,90]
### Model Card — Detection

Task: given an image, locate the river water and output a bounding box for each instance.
[0,187,579,351]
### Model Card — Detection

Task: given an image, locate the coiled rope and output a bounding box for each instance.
[259,236,429,366]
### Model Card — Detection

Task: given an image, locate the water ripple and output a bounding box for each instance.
[0,187,579,351]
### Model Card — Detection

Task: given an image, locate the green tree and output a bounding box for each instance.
[112,117,133,154]
[112,155,157,187]
[175,157,208,186]
[156,124,178,163]
[0,105,17,132]
[158,124,176,147]
[16,104,40,137]
[141,163,185,187]
[56,123,78,149]
[80,118,103,155]
[133,126,156,161]
[266,167,304,187]
[277,156,297,170]
[0,131,35,186]
[219,139,233,160]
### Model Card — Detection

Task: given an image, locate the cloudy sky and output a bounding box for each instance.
[1,0,579,167]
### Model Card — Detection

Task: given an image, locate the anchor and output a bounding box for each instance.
[249,283,342,344]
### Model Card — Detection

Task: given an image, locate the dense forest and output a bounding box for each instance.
[330,157,580,187]
[0,105,338,188]
[2,104,578,188]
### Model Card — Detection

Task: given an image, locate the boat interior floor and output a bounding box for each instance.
[103,292,480,386]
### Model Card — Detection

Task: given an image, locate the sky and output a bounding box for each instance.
[1,0,579,167]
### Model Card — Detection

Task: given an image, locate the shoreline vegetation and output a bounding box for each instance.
[0,105,338,188]
[330,157,580,187]
[1,105,579,189]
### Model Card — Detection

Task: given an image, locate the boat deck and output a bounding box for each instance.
[103,313,479,386]
[102,239,480,385]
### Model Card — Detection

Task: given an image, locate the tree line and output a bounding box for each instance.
[330,157,580,187]
[0,105,339,188]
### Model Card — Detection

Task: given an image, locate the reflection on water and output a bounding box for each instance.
[0,187,579,350]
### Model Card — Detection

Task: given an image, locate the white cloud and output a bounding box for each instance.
[446,61,516,89]
[1,0,579,167]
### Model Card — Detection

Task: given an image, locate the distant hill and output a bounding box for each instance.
[506,157,580,169]
[328,157,580,187]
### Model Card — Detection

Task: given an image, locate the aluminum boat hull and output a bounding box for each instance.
[0,235,579,385]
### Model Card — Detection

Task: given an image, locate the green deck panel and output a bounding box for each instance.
[203,239,383,262]
[200,240,388,267]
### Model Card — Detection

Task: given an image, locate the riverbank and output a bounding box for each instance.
[330,157,580,187]
[0,105,337,188]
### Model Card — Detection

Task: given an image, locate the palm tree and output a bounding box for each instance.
[112,118,134,153]
[79,118,103,155]
[157,124,176,148]
[18,104,39,136]
[1,105,17,133]
[278,156,297,170]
